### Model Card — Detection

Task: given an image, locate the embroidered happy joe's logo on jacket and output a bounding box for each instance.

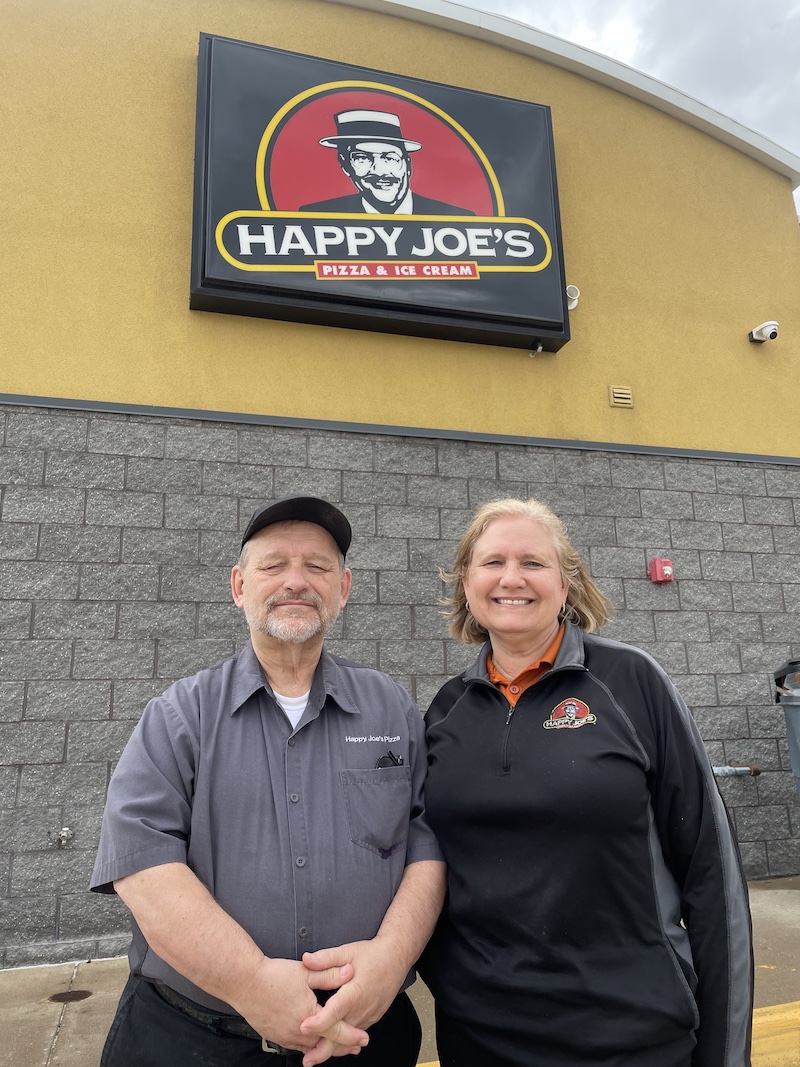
[543,698,597,730]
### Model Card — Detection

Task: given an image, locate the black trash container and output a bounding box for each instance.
[774,659,800,801]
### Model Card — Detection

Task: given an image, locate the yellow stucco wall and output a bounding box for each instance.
[3,0,799,455]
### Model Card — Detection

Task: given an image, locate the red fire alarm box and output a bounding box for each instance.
[647,558,674,583]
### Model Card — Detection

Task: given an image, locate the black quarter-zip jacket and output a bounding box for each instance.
[420,623,752,1067]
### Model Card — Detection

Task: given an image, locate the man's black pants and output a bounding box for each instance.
[101,975,421,1066]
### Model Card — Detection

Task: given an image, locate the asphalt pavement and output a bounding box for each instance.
[2,877,799,1067]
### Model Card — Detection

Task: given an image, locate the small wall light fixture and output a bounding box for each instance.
[566,285,580,311]
[647,558,674,583]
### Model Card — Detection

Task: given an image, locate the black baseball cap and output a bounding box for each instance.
[240,496,352,557]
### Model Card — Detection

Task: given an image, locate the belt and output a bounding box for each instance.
[152,980,303,1059]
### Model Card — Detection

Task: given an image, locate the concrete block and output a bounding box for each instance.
[554,451,611,486]
[196,604,249,639]
[677,580,733,611]
[634,641,687,675]
[692,494,745,523]
[0,523,38,561]
[703,739,725,765]
[308,435,374,471]
[237,430,308,466]
[343,568,377,604]
[673,674,718,706]
[747,704,790,739]
[663,461,717,493]
[698,551,753,581]
[126,458,201,493]
[740,643,792,674]
[378,641,445,675]
[66,721,137,763]
[345,605,412,639]
[736,805,790,841]
[412,605,448,639]
[532,484,587,517]
[0,764,18,804]
[376,506,439,539]
[0,896,59,944]
[118,603,196,639]
[614,518,670,547]
[691,705,749,740]
[58,891,129,940]
[165,423,238,461]
[437,441,498,479]
[26,680,112,721]
[414,675,451,710]
[344,471,407,505]
[11,848,96,894]
[38,524,121,563]
[774,525,800,553]
[79,564,159,601]
[765,468,800,496]
[0,807,65,851]
[717,673,772,706]
[379,571,443,605]
[640,489,694,520]
[0,722,66,764]
[164,494,238,531]
[589,547,646,578]
[745,496,795,525]
[497,449,555,483]
[3,937,102,967]
[708,611,763,643]
[112,680,172,721]
[0,562,79,601]
[374,439,436,475]
[732,583,785,612]
[467,479,526,509]
[3,488,85,525]
[765,838,800,877]
[609,456,666,489]
[45,452,126,489]
[408,538,458,573]
[561,515,616,546]
[273,467,342,500]
[19,762,108,806]
[0,447,45,486]
[653,611,709,642]
[757,771,800,806]
[71,641,155,681]
[160,565,232,602]
[439,508,474,539]
[668,521,723,551]
[738,839,769,878]
[201,461,275,497]
[715,465,766,495]
[0,682,25,722]
[687,642,742,674]
[34,602,116,640]
[0,640,72,681]
[445,642,478,675]
[199,530,240,565]
[6,412,87,450]
[782,585,800,612]
[714,773,758,806]
[622,579,681,611]
[601,612,657,644]
[346,536,408,571]
[0,601,31,638]
[753,554,800,583]
[88,419,164,457]
[122,527,199,564]
[86,491,163,528]
[156,640,234,679]
[324,640,378,668]
[725,737,781,772]
[586,486,642,517]
[722,523,775,553]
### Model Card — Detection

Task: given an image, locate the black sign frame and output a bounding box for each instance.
[190,33,571,351]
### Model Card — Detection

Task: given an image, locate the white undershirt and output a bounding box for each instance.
[272,690,310,730]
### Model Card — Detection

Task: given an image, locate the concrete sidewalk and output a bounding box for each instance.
[2,878,799,1067]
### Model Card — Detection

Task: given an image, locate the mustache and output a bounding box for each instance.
[265,593,324,611]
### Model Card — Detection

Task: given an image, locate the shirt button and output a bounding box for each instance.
[295,856,306,868]
[510,684,520,694]
[287,738,295,747]
[290,793,299,803]
[298,927,309,938]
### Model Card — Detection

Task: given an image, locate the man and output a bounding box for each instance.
[91,495,446,1067]
[300,109,474,216]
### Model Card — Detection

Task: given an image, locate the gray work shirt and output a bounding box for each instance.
[90,642,442,1013]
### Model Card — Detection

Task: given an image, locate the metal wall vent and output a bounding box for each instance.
[609,386,634,408]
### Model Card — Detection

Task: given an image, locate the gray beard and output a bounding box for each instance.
[247,594,339,646]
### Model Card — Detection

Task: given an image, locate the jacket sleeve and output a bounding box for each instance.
[646,662,753,1067]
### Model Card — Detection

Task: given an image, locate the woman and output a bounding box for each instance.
[420,498,752,1067]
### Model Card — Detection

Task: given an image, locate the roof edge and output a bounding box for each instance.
[329,0,800,189]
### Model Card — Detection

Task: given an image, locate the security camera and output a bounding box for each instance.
[749,321,779,343]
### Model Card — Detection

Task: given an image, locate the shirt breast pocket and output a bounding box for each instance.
[339,766,412,858]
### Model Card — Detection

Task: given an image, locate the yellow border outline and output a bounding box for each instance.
[255,80,505,215]
[214,211,552,272]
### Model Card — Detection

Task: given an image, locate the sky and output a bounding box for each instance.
[455,0,800,208]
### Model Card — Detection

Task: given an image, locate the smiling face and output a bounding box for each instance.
[231,520,351,647]
[462,515,569,651]
[340,140,411,209]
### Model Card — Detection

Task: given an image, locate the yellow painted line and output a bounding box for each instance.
[752,1000,800,1066]
[418,1002,800,1067]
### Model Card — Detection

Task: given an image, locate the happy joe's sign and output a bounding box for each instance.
[191,34,570,350]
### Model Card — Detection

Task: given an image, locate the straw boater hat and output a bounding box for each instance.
[319,110,422,152]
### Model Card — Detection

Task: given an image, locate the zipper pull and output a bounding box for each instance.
[505,705,514,725]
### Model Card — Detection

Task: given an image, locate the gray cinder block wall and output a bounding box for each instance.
[1,402,799,966]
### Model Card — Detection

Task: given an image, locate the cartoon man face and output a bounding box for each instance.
[339,140,412,211]
[563,701,578,720]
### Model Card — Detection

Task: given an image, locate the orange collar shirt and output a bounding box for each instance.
[487,625,565,707]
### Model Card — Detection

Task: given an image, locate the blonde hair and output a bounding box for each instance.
[442,498,612,644]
